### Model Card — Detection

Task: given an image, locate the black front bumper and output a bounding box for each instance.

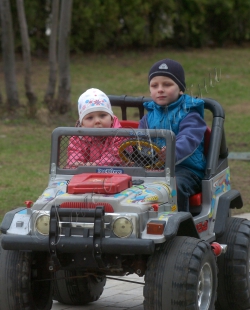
[1,206,155,256]
[1,234,154,255]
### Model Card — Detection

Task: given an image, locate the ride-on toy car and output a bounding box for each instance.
[1,96,250,310]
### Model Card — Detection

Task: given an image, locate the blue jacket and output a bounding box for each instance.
[139,94,207,179]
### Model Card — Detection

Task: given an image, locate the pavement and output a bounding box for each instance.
[52,274,144,310]
[52,213,250,310]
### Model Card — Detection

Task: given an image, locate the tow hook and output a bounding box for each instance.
[211,242,227,256]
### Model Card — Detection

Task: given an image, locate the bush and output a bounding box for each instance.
[7,0,250,53]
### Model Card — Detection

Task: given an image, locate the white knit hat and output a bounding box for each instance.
[78,88,113,123]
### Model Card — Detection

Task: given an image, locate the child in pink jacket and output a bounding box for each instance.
[67,88,122,167]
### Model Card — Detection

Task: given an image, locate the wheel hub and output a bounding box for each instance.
[197,262,212,310]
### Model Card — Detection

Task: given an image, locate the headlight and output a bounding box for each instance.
[112,217,133,238]
[35,214,50,235]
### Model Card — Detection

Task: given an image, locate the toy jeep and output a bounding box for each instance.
[1,96,250,310]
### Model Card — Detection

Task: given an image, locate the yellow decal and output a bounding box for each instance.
[171,205,177,212]
[145,195,158,201]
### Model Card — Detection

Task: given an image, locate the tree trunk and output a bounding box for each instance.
[0,0,19,112]
[57,0,73,114]
[16,0,37,118]
[44,0,60,112]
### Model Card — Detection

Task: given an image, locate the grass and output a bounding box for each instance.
[0,47,250,221]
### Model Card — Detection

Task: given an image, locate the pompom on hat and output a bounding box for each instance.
[148,59,186,92]
[78,88,113,124]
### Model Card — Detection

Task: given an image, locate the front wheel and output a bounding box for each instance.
[0,236,53,310]
[53,269,106,305]
[144,236,217,310]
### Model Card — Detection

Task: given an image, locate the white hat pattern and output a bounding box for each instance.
[78,88,113,123]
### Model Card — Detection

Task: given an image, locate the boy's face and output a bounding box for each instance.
[81,111,113,128]
[149,76,183,106]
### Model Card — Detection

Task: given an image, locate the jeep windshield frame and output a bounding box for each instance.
[50,127,176,178]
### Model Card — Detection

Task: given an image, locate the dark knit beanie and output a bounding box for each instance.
[148,59,186,92]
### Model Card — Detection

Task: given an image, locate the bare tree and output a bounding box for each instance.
[44,0,60,112]
[16,0,37,118]
[0,0,19,112]
[57,0,73,114]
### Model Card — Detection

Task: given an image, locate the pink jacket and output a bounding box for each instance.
[67,116,123,167]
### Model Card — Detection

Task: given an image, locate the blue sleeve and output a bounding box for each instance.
[175,112,207,164]
[139,115,148,129]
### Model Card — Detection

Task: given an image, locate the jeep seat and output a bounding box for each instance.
[120,120,140,128]
[189,126,211,214]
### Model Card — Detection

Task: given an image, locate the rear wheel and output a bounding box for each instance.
[53,269,106,305]
[0,236,53,310]
[144,236,217,310]
[216,217,250,310]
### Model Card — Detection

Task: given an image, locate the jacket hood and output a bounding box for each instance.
[112,115,122,128]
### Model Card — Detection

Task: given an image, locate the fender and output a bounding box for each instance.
[164,212,200,240]
[0,207,26,234]
[214,189,243,237]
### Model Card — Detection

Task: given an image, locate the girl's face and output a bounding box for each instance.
[81,111,113,128]
[149,76,183,106]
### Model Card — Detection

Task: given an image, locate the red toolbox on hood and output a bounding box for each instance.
[67,173,132,194]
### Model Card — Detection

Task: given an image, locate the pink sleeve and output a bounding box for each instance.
[94,137,122,166]
[67,136,88,166]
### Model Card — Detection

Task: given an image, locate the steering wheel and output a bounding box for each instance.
[119,139,164,169]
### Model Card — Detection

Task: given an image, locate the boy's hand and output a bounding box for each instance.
[159,146,166,161]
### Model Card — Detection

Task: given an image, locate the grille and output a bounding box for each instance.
[60,202,114,212]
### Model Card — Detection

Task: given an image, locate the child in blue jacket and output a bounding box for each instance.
[139,59,207,212]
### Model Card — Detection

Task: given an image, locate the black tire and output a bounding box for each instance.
[53,269,106,305]
[0,236,53,310]
[144,236,217,310]
[215,217,250,310]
